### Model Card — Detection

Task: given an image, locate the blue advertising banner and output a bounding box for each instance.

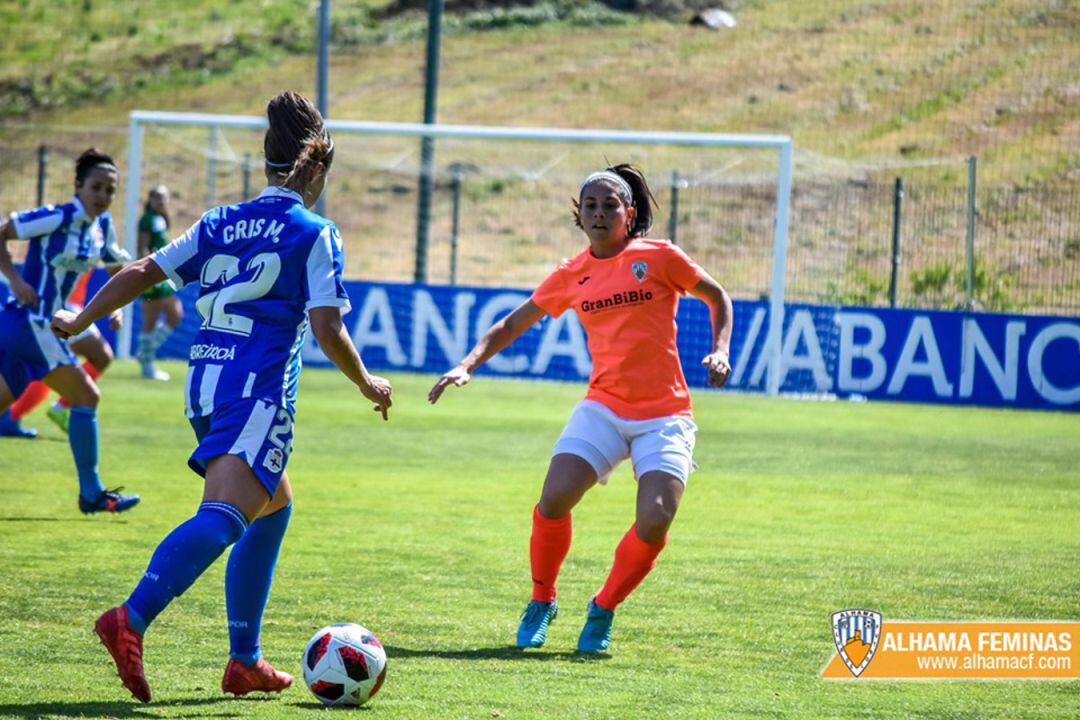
[110,276,1079,412]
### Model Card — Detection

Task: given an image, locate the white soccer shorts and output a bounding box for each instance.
[552,399,698,485]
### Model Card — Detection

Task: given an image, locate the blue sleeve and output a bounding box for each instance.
[9,205,63,239]
[150,220,202,289]
[303,224,351,313]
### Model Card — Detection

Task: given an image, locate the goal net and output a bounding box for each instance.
[123,111,793,393]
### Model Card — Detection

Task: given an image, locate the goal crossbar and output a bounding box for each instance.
[124,110,793,394]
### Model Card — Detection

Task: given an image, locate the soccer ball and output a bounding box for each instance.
[302,623,387,707]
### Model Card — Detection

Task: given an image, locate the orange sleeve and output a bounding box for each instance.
[530,261,572,317]
[661,244,707,293]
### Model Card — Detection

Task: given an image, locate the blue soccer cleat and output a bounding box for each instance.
[576,598,615,653]
[516,599,558,649]
[0,410,37,439]
[79,487,141,515]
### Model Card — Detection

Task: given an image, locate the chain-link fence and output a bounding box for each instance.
[2,130,1076,315]
[4,130,1075,315]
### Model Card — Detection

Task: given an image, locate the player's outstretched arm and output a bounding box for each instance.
[687,273,734,388]
[428,299,547,404]
[310,305,393,421]
[51,257,165,340]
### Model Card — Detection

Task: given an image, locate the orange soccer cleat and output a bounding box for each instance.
[221,657,293,697]
[94,605,151,703]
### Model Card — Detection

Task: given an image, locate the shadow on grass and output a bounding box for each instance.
[384,644,609,662]
[290,701,374,711]
[0,517,97,523]
[0,694,283,718]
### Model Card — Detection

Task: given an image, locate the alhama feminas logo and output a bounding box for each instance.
[832,609,882,677]
[823,612,1078,680]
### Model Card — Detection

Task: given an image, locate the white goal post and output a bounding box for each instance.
[122,110,793,395]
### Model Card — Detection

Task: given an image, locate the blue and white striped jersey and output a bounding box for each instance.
[152,186,350,418]
[6,197,129,320]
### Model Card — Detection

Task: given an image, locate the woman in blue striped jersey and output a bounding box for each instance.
[51,92,393,703]
[0,148,139,513]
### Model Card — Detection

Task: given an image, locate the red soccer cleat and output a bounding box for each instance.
[221,657,294,697]
[94,605,151,703]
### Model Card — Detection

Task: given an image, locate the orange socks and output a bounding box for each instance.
[529,512,668,609]
[9,381,51,421]
[594,524,667,612]
[57,361,101,410]
[529,505,572,603]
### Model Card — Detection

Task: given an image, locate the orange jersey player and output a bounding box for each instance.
[429,163,733,653]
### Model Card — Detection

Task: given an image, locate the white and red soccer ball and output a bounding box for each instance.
[302,623,387,707]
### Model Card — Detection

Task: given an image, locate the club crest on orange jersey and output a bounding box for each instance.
[632,261,648,282]
[832,609,882,677]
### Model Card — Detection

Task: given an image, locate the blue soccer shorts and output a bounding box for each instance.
[187,398,295,497]
[0,306,77,397]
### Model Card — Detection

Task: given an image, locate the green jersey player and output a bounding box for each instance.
[136,186,184,380]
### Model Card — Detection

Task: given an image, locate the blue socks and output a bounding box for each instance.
[125,502,249,634]
[122,498,292,655]
[226,502,292,664]
[69,407,105,501]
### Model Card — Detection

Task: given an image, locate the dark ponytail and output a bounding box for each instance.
[609,163,656,238]
[263,91,334,193]
[75,148,117,184]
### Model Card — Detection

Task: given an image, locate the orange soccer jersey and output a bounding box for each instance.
[530,238,706,420]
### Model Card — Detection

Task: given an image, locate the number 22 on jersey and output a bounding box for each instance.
[195,252,282,336]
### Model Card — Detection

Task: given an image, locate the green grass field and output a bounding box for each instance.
[0,361,1077,719]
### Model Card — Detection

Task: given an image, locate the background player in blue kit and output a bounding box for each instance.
[0,149,139,514]
[51,91,394,703]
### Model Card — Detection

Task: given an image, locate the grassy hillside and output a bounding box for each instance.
[2,0,1075,183]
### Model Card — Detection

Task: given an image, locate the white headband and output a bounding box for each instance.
[579,171,633,202]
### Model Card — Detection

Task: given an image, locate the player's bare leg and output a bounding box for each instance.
[634,471,684,544]
[44,332,113,430]
[538,453,598,519]
[0,374,15,413]
[70,332,113,374]
[201,454,271,521]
